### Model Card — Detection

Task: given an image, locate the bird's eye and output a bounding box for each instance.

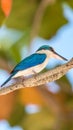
[50,47,54,52]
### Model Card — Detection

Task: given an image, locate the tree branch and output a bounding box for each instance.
[0,58,73,95]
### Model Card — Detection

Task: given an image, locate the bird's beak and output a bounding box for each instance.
[53,50,68,61]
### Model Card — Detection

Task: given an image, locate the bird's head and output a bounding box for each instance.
[36,45,68,61]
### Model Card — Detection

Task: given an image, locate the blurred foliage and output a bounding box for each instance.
[6,0,39,30]
[19,87,44,105]
[22,107,56,130]
[0,6,5,25]
[0,0,73,40]
[8,101,24,126]
[56,76,72,94]
[0,92,15,119]
[0,0,73,130]
[39,1,67,38]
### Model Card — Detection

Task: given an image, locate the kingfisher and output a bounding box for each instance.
[1,45,68,87]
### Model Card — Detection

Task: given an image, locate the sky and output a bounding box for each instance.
[0,120,23,130]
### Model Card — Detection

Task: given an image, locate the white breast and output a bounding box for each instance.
[12,57,49,78]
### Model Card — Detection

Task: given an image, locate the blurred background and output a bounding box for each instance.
[0,0,73,130]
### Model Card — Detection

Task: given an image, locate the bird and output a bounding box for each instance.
[1,45,68,87]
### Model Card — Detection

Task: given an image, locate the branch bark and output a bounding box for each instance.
[0,58,73,95]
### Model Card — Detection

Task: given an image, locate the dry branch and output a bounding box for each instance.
[0,58,73,95]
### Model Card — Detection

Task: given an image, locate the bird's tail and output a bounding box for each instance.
[1,73,14,87]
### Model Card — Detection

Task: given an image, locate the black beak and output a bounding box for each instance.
[53,51,68,61]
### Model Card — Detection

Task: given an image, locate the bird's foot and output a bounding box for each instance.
[16,76,25,83]
[32,70,38,79]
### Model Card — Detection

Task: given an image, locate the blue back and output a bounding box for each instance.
[11,53,47,73]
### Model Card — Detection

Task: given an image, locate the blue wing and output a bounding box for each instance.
[1,53,46,87]
[1,72,16,87]
[11,53,47,73]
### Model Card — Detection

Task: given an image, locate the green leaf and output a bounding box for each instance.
[0,7,5,26]
[9,31,30,63]
[6,0,39,30]
[39,2,68,39]
[66,0,73,8]
[8,102,24,126]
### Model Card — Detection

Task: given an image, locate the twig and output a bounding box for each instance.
[30,0,55,41]
[0,58,73,95]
